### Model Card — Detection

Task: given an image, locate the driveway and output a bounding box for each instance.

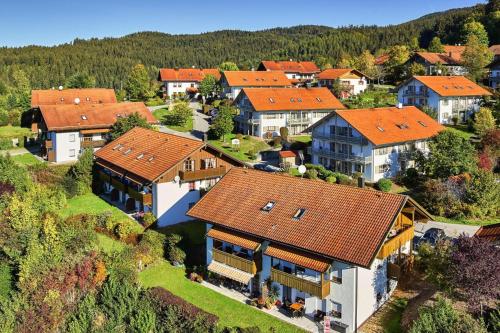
[156,100,208,141]
[414,220,480,238]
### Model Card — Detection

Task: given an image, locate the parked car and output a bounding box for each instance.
[253,164,283,173]
[253,163,267,171]
[414,227,447,250]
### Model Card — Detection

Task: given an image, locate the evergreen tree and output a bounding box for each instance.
[428,37,445,53]
[65,73,96,88]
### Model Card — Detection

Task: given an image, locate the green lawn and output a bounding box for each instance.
[0,261,13,301]
[0,125,32,138]
[139,261,305,332]
[383,298,408,333]
[344,89,397,109]
[153,107,194,132]
[434,215,500,226]
[209,134,271,162]
[291,135,312,144]
[96,233,127,254]
[11,153,43,166]
[152,107,169,121]
[444,125,475,140]
[156,220,206,246]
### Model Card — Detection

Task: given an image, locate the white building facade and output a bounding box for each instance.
[317,69,369,96]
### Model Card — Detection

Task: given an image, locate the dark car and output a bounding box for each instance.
[253,164,283,173]
[253,163,267,171]
[414,227,447,250]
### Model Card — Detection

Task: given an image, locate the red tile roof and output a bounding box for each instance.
[31,88,117,107]
[188,168,417,268]
[207,226,261,250]
[238,88,345,112]
[158,68,221,82]
[40,102,156,131]
[317,68,368,80]
[443,45,466,61]
[94,127,204,182]
[475,223,500,242]
[413,76,492,97]
[489,44,500,56]
[265,244,331,272]
[330,106,444,146]
[279,150,297,158]
[414,52,461,65]
[222,71,291,87]
[259,61,320,74]
[374,54,389,65]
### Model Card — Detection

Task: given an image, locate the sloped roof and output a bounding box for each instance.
[489,44,500,56]
[375,54,389,65]
[332,106,444,146]
[443,45,466,61]
[207,226,261,250]
[259,60,320,73]
[94,127,204,182]
[413,76,492,97]
[40,102,156,131]
[239,87,345,112]
[31,88,117,107]
[264,244,331,272]
[188,168,418,268]
[475,223,500,242]
[279,150,297,158]
[158,68,221,82]
[414,52,461,65]
[222,71,291,87]
[317,68,368,80]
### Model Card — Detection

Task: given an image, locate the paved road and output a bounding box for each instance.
[157,101,209,141]
[414,220,480,238]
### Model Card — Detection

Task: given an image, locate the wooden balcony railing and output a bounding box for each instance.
[111,178,126,192]
[212,248,257,275]
[45,140,53,149]
[377,226,415,259]
[271,268,330,299]
[98,170,111,183]
[127,187,153,206]
[81,139,106,148]
[387,262,401,280]
[179,166,226,182]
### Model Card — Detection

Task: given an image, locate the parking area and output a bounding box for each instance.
[414,220,480,238]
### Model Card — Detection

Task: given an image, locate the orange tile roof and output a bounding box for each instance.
[188,168,413,268]
[31,88,117,107]
[489,44,500,56]
[94,127,204,182]
[279,150,297,158]
[239,87,345,112]
[374,54,389,65]
[222,71,291,87]
[475,223,500,242]
[158,68,221,82]
[259,61,320,73]
[413,76,492,97]
[414,52,461,65]
[265,244,331,272]
[207,226,261,250]
[40,102,156,131]
[329,106,444,146]
[443,45,466,61]
[317,68,368,80]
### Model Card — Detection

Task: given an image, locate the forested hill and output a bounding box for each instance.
[0,2,497,89]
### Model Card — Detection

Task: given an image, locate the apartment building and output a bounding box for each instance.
[94,127,243,227]
[257,60,320,84]
[219,71,291,100]
[34,89,155,163]
[317,69,369,97]
[406,45,467,75]
[397,76,492,124]
[234,87,345,137]
[309,106,443,182]
[187,168,432,333]
[158,68,221,98]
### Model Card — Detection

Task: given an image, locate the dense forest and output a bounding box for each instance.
[0,1,498,89]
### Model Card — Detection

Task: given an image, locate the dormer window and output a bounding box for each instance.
[293,208,306,220]
[261,201,275,212]
[81,115,88,120]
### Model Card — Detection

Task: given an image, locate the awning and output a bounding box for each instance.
[80,128,110,134]
[208,261,252,285]
[207,226,261,251]
[264,244,331,273]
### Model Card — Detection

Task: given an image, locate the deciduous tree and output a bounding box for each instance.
[473,107,496,136]
[218,62,238,72]
[198,74,218,100]
[427,37,445,53]
[462,35,494,82]
[110,112,153,140]
[125,64,154,101]
[209,105,234,141]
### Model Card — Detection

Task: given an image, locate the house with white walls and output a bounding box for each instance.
[406,45,467,76]
[188,168,432,333]
[488,59,500,89]
[219,71,291,100]
[158,68,221,98]
[257,60,320,84]
[36,100,156,163]
[233,87,345,137]
[94,127,243,227]
[317,69,369,97]
[397,76,492,124]
[308,106,443,182]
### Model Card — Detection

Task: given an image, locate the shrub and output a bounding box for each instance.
[114,221,134,240]
[235,133,243,140]
[404,167,419,186]
[336,173,352,185]
[247,149,257,160]
[326,175,337,183]
[142,212,156,229]
[272,136,282,146]
[305,169,318,180]
[377,178,392,192]
[0,138,13,150]
[165,234,186,265]
[139,230,166,262]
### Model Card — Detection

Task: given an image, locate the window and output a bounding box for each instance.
[188,182,196,191]
[331,301,342,318]
[338,144,348,154]
[69,149,76,157]
[337,126,348,137]
[332,266,342,284]
[184,159,194,172]
[203,158,216,169]
[375,147,389,155]
[376,164,389,174]
[329,125,336,135]
[442,98,449,106]
[261,201,275,212]
[295,266,305,277]
[293,208,306,220]
[69,133,76,142]
[329,142,335,152]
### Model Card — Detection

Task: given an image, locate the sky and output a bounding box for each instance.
[0,0,486,47]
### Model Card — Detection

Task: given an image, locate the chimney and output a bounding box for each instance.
[397,102,403,109]
[203,133,208,142]
[449,52,452,57]
[357,176,365,189]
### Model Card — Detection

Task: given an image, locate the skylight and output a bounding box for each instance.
[269,97,275,103]
[297,98,303,102]
[136,153,144,160]
[293,208,306,220]
[113,144,123,150]
[316,97,322,102]
[81,115,87,120]
[417,120,427,127]
[261,201,276,212]
[148,156,155,162]
[376,126,385,132]
[290,98,295,103]
[123,148,132,155]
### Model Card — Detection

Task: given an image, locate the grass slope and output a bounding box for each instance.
[209,134,270,162]
[139,261,304,332]
[11,153,43,166]
[0,125,32,138]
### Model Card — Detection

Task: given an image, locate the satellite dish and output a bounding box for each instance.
[58,85,63,91]
[231,138,240,145]
[74,98,80,105]
[174,175,180,183]
[298,165,306,175]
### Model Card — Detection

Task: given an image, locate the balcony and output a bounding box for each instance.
[212,248,257,275]
[403,90,429,97]
[271,268,330,299]
[45,140,53,149]
[111,178,126,192]
[98,170,111,183]
[313,133,366,145]
[235,115,261,124]
[288,118,311,125]
[387,262,401,280]
[81,139,106,148]
[127,187,153,206]
[312,149,372,164]
[398,150,415,161]
[377,226,415,259]
[179,166,227,182]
